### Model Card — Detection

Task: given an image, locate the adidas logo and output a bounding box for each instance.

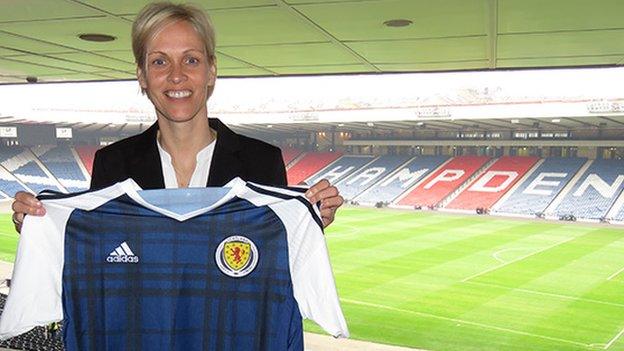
[106,242,139,263]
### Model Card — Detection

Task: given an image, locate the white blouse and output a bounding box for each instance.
[156,138,216,188]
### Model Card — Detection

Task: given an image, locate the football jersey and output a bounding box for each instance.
[0,177,349,350]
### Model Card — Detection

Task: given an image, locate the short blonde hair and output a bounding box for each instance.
[132,2,216,69]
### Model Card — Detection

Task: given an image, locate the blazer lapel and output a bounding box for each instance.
[128,123,165,189]
[207,118,243,186]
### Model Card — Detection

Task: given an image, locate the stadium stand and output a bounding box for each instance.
[31,145,90,192]
[280,147,303,168]
[397,156,490,208]
[306,155,377,186]
[446,156,539,211]
[336,155,413,200]
[286,152,342,185]
[0,294,64,351]
[494,157,587,216]
[0,167,29,199]
[609,191,624,222]
[0,147,61,195]
[553,159,624,221]
[355,155,449,204]
[74,145,99,176]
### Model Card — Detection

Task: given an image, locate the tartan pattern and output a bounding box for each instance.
[62,194,302,351]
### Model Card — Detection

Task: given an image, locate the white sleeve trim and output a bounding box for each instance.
[269,201,349,338]
[0,204,71,340]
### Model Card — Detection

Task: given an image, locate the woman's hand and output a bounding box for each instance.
[11,191,46,233]
[305,179,344,228]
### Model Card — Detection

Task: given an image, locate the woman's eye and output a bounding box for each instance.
[186,57,199,64]
[152,58,166,65]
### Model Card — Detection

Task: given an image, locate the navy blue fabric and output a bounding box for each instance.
[61,194,302,351]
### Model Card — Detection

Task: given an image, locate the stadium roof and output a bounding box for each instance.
[1,66,624,137]
[1,0,624,84]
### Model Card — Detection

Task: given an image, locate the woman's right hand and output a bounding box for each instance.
[11,191,46,233]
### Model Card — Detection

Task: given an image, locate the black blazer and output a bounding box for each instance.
[90,118,287,190]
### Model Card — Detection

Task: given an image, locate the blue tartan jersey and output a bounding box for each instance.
[0,178,349,350]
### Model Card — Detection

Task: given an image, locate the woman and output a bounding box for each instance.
[12,2,342,230]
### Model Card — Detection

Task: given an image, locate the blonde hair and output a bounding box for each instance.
[132,2,216,69]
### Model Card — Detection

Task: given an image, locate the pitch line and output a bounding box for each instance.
[461,236,577,283]
[464,280,624,309]
[607,266,624,281]
[341,298,590,348]
[491,248,530,263]
[604,327,624,349]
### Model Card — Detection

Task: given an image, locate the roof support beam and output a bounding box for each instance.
[599,116,624,127]
[486,0,498,69]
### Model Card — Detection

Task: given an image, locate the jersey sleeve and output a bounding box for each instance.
[0,206,68,340]
[270,199,349,338]
[290,211,349,338]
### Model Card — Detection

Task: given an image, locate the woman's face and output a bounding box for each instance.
[138,20,216,124]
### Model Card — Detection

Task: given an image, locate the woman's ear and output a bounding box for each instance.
[207,57,217,98]
[137,65,147,91]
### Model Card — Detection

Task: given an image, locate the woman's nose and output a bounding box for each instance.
[168,63,186,84]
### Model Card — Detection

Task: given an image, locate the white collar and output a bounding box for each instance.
[156,138,216,188]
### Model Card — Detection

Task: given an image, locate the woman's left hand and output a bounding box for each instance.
[305,179,344,228]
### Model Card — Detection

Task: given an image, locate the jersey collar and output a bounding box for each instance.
[120,177,247,221]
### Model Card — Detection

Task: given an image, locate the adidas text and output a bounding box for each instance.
[106,255,139,263]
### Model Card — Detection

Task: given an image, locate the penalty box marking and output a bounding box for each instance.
[461,236,576,283]
[604,327,624,350]
[607,266,624,281]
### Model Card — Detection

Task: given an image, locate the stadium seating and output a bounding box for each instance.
[553,159,624,220]
[306,155,377,186]
[355,155,448,204]
[336,155,413,200]
[32,145,90,192]
[610,195,624,222]
[74,145,100,176]
[286,152,342,185]
[495,157,587,216]
[446,156,539,210]
[280,147,303,168]
[0,167,29,199]
[397,156,490,207]
[0,147,61,195]
[0,294,64,351]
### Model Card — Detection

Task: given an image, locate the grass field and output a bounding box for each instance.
[304,207,624,351]
[0,214,18,263]
[0,210,622,350]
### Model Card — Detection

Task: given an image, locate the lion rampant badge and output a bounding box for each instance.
[215,236,258,277]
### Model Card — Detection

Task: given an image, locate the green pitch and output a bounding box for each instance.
[0,214,18,263]
[0,210,622,350]
[304,207,624,351]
